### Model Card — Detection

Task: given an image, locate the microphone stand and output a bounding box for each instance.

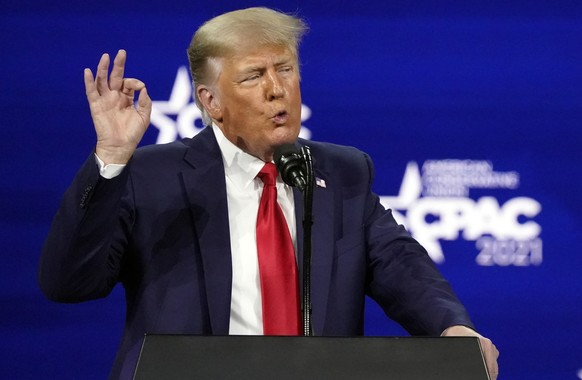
[300,145,314,336]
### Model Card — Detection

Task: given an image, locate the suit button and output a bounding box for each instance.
[79,184,94,208]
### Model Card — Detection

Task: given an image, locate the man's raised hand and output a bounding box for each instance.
[84,49,152,165]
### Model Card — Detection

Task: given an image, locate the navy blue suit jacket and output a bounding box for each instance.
[40,127,472,379]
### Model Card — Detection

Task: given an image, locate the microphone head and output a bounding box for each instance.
[274,144,307,190]
[274,144,301,166]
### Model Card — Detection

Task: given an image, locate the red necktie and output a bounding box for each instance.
[256,162,301,335]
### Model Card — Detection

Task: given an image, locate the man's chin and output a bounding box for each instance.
[272,125,300,145]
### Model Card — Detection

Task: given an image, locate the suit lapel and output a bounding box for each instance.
[181,127,232,335]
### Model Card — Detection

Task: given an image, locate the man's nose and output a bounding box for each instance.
[265,70,285,100]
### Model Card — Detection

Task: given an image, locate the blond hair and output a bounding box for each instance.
[187,7,308,125]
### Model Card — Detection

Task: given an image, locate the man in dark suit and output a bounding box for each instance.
[39,7,498,380]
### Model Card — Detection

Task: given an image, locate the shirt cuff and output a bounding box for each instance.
[94,154,126,179]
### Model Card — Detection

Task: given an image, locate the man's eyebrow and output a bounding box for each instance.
[237,56,294,74]
[274,56,294,65]
[239,65,263,73]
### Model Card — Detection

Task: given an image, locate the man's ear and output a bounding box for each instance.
[197,86,223,122]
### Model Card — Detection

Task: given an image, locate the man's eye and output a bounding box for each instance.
[244,74,260,82]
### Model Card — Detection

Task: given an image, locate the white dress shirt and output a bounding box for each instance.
[211,125,297,335]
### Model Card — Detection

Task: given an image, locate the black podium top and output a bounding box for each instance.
[133,335,489,380]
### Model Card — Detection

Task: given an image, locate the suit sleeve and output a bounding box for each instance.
[39,153,134,303]
[361,153,474,335]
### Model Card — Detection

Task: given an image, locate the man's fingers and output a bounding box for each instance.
[480,338,499,380]
[84,50,150,131]
[441,327,499,380]
[120,78,145,101]
[84,68,99,102]
[121,78,145,93]
[89,51,140,99]
[137,87,152,124]
[109,49,127,91]
[489,342,499,379]
[95,53,110,95]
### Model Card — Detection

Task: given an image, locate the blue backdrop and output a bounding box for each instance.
[1,1,581,379]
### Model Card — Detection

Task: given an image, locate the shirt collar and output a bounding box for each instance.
[211,124,266,190]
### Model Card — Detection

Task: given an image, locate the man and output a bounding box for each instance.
[39,7,499,380]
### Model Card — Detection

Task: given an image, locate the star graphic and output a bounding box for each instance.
[380,162,446,263]
[150,66,313,144]
[150,67,202,144]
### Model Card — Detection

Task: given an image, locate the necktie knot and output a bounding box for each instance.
[257,162,278,187]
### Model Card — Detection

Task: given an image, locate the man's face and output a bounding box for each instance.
[204,45,302,161]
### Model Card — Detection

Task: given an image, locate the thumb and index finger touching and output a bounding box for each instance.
[84,49,150,107]
[83,49,153,165]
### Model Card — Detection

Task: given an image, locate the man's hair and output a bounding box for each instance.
[187,7,308,126]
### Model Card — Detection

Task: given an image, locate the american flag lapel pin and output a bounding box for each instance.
[315,177,326,188]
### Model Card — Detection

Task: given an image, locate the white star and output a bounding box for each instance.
[379,162,446,263]
[150,66,313,144]
[150,67,202,144]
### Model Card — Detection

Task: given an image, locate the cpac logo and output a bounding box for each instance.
[150,67,313,143]
[380,160,543,266]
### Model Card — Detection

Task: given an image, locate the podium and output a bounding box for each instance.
[133,335,489,379]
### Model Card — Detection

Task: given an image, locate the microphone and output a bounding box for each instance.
[274,144,307,191]
[276,144,315,336]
